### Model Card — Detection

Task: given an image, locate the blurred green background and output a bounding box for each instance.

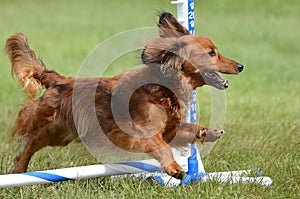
[0,0,299,198]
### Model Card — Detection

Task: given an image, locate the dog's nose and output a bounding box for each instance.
[237,63,244,72]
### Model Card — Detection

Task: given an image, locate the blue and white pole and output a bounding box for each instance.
[0,161,272,188]
[0,160,162,188]
[185,0,206,176]
[168,0,207,185]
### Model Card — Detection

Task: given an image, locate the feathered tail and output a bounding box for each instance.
[5,33,63,99]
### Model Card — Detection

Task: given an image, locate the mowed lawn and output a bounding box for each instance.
[0,0,299,198]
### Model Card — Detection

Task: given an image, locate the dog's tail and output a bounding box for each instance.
[5,33,64,99]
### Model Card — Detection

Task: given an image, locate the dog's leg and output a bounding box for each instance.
[145,136,186,179]
[171,123,207,145]
[107,131,185,179]
[170,123,224,146]
[13,131,50,173]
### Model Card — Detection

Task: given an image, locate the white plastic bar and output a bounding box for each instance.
[0,159,161,188]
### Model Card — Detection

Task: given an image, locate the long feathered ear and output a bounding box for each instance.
[141,37,188,74]
[158,12,191,38]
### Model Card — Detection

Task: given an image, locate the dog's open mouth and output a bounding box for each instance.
[201,71,228,90]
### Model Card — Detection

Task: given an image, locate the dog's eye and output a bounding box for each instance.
[208,50,216,57]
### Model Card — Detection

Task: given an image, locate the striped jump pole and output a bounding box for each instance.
[0,160,162,188]
[0,160,272,188]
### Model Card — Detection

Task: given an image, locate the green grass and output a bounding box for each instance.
[0,0,299,198]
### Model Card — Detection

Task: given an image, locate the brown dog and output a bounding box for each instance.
[5,12,243,179]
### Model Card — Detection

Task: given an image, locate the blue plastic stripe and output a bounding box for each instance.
[186,0,201,177]
[119,162,161,172]
[189,90,197,123]
[22,172,72,182]
[188,0,197,124]
[188,0,195,35]
[181,172,207,185]
[146,176,165,185]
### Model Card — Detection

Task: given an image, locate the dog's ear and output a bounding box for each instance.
[158,12,191,38]
[142,37,188,74]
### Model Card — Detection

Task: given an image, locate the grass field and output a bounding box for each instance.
[0,0,299,198]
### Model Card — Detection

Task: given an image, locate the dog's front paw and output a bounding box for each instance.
[194,127,208,143]
[164,161,186,180]
[204,128,224,142]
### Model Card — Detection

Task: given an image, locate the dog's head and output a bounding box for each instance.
[142,12,244,90]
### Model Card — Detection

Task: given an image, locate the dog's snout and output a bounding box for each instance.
[237,63,244,72]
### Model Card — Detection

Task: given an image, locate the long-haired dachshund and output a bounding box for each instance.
[5,12,243,179]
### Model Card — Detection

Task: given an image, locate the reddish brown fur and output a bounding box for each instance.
[6,12,243,179]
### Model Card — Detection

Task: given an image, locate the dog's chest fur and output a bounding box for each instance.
[124,65,194,123]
